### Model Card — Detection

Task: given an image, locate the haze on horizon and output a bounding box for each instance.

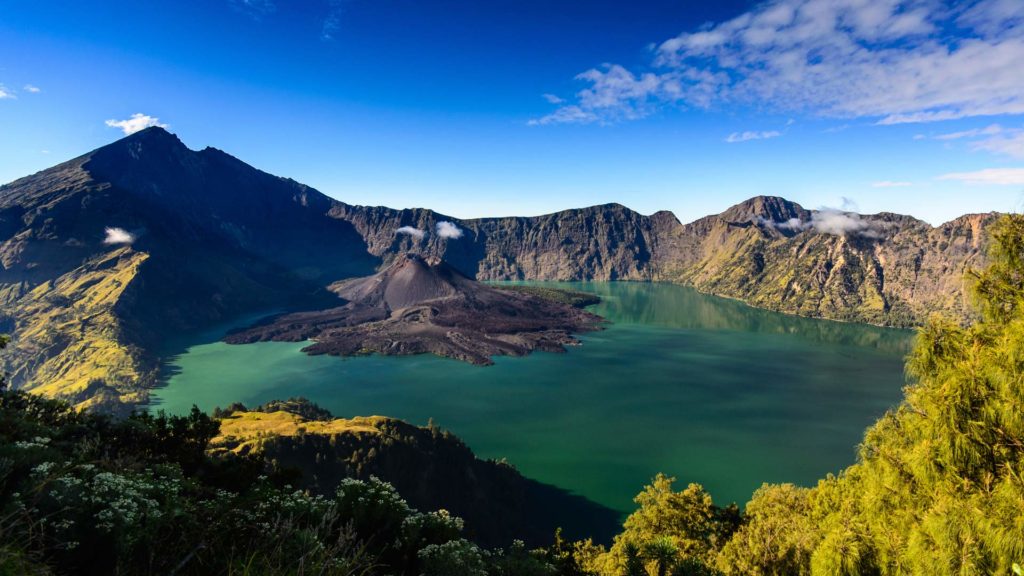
[2,0,1024,225]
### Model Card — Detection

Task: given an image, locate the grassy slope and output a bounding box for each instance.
[6,247,152,410]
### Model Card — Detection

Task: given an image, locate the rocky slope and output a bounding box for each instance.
[330,195,993,327]
[662,197,994,326]
[0,128,997,410]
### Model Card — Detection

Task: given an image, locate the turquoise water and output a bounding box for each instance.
[153,282,914,513]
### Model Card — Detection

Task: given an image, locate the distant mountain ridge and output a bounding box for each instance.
[0,128,996,409]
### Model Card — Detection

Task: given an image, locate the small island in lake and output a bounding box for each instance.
[225,253,604,365]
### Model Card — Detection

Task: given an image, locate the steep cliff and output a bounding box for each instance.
[330,195,994,328]
[330,201,659,280]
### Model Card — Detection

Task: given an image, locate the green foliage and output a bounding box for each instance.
[0,377,561,575]
[716,483,816,576]
[586,474,739,575]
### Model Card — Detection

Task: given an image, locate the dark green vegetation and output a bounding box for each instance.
[3,215,1024,575]
[0,128,996,411]
[492,285,602,308]
[0,380,611,574]
[209,400,620,547]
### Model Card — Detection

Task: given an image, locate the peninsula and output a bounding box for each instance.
[225,253,604,365]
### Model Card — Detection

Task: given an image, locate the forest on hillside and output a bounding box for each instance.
[2,216,1023,575]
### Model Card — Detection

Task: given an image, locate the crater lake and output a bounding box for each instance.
[152,281,913,513]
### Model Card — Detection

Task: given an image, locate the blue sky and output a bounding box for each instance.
[1,0,1023,224]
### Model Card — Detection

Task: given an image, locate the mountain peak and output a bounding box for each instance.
[721,196,809,224]
[115,125,186,149]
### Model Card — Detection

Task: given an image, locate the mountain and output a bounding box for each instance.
[225,253,603,365]
[0,128,997,409]
[0,128,376,411]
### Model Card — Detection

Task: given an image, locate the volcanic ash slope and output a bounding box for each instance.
[225,254,604,365]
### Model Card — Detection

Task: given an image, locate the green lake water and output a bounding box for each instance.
[152,282,914,513]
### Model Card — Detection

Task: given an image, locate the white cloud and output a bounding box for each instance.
[810,209,881,238]
[538,0,1024,126]
[23,84,40,94]
[435,221,464,240]
[103,227,136,245]
[872,180,913,187]
[0,85,16,100]
[105,113,168,135]
[104,112,167,135]
[725,130,781,143]
[767,216,805,232]
[542,93,565,104]
[759,208,882,238]
[937,168,1024,185]
[395,226,425,240]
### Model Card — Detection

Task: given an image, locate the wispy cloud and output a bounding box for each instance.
[321,0,349,41]
[937,168,1024,185]
[23,84,40,94]
[229,0,276,19]
[971,131,1024,159]
[0,85,16,100]
[530,64,681,125]
[435,221,464,240]
[872,181,913,188]
[528,105,598,126]
[725,130,780,143]
[926,123,1024,159]
[934,124,1004,140]
[542,93,564,105]
[105,113,168,135]
[535,0,1024,126]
